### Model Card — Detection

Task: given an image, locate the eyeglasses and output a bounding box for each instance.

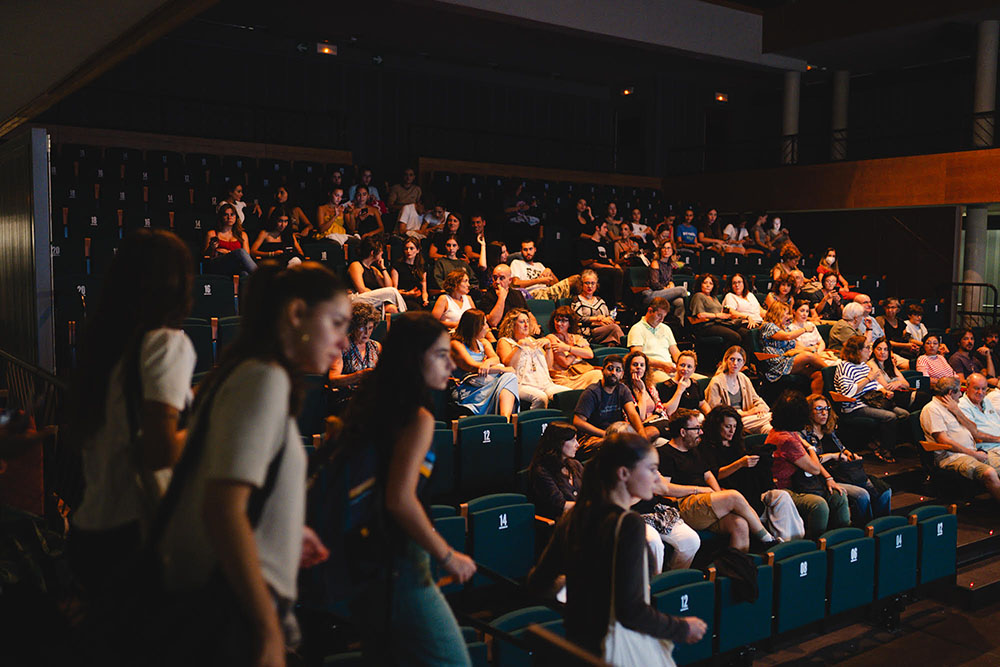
[813,406,830,413]
[682,426,704,431]
[554,317,570,322]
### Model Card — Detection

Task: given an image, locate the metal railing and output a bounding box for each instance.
[949,282,999,328]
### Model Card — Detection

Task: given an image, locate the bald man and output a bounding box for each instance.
[959,374,1000,450]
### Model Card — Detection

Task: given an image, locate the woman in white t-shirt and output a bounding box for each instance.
[159,262,350,664]
[722,273,764,327]
[70,229,196,594]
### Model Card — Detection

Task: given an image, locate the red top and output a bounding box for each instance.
[216,237,242,251]
[767,429,808,490]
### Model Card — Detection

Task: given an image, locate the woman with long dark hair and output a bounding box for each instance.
[268,185,312,237]
[343,312,477,665]
[70,230,195,593]
[158,261,350,664]
[251,206,304,267]
[528,432,707,660]
[204,202,256,276]
[528,421,584,520]
[391,236,429,310]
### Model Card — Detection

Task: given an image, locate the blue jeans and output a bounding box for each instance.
[840,404,908,451]
[207,249,256,276]
[642,286,688,323]
[359,541,471,666]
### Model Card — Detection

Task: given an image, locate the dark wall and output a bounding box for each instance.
[775,206,958,300]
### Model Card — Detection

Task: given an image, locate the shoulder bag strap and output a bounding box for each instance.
[608,510,629,625]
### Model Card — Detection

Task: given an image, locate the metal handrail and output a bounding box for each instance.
[950,282,999,328]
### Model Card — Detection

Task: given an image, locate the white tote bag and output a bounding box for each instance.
[602,511,677,667]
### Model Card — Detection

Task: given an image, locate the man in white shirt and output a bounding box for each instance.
[921,376,1000,501]
[627,298,680,384]
[960,374,1000,450]
[509,239,578,301]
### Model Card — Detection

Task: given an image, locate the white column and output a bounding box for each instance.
[963,205,989,325]
[781,71,800,165]
[973,20,999,148]
[830,70,849,161]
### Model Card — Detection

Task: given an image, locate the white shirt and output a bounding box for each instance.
[73,329,196,531]
[920,398,976,457]
[160,360,307,599]
[510,259,549,294]
[960,394,1000,443]
[904,321,927,342]
[722,224,748,241]
[722,292,763,324]
[626,318,678,365]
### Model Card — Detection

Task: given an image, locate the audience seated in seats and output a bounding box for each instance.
[431,232,482,292]
[385,166,422,220]
[959,373,1000,451]
[921,376,1000,502]
[572,355,647,458]
[689,274,750,365]
[904,304,931,348]
[545,306,604,390]
[877,298,919,360]
[764,275,796,311]
[461,213,489,266]
[347,166,382,206]
[674,208,704,254]
[497,309,570,409]
[396,199,432,240]
[509,239,579,301]
[251,207,304,267]
[570,197,596,236]
[916,334,957,379]
[660,351,711,417]
[613,224,645,266]
[220,183,262,225]
[528,421,584,520]
[949,327,998,386]
[314,186,358,245]
[601,201,623,240]
[659,409,781,553]
[572,269,624,344]
[627,298,681,384]
[328,301,381,403]
[749,212,774,255]
[655,214,675,247]
[767,391,850,540]
[428,213,463,261]
[343,312,477,664]
[766,216,792,253]
[722,215,761,255]
[770,243,801,282]
[706,346,773,434]
[485,240,509,271]
[815,247,858,300]
[502,182,542,241]
[697,207,729,253]
[432,269,475,330]
[577,220,624,305]
[482,263,528,328]
[834,335,909,463]
[758,302,826,392]
[204,203,256,276]
[722,273,764,327]
[622,350,671,441]
[69,230,196,595]
[854,295,898,368]
[627,207,655,245]
[701,406,805,542]
[350,186,384,241]
[527,432,708,660]
[449,309,518,420]
[828,302,869,352]
[644,241,688,324]
[814,271,845,321]
[158,262,349,663]
[268,185,312,238]
[789,299,836,363]
[869,336,925,410]
[801,394,891,526]
[347,237,406,314]
[390,237,429,310]
[984,326,1000,360]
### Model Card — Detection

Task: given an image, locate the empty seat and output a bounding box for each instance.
[182,322,214,374]
[456,417,516,496]
[192,274,238,319]
[490,605,562,667]
[716,560,773,654]
[820,527,875,615]
[463,493,535,588]
[769,540,827,634]
[592,347,629,365]
[866,515,918,600]
[909,505,958,584]
[650,569,715,665]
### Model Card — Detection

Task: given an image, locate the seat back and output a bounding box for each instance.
[468,500,535,587]
[432,513,466,594]
[821,527,875,615]
[181,322,214,374]
[770,540,827,633]
[491,606,563,667]
[457,422,516,496]
[867,516,918,599]
[427,428,456,499]
[516,412,563,470]
[192,274,237,319]
[716,563,773,653]
[296,374,329,437]
[550,388,584,421]
[651,570,715,665]
[910,505,958,584]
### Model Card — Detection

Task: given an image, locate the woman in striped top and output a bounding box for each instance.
[915,334,957,380]
[833,335,909,463]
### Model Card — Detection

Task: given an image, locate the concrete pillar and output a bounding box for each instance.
[973,20,999,148]
[781,71,800,165]
[963,205,989,325]
[830,70,849,161]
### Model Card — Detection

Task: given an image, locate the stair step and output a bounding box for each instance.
[955,554,1000,609]
[890,491,936,515]
[957,512,1000,566]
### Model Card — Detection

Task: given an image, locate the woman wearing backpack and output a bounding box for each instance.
[157,261,350,666]
[341,311,477,665]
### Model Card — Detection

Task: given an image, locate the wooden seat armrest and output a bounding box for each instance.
[828,392,854,403]
[920,440,951,452]
[754,352,778,360]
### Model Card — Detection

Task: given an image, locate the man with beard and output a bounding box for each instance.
[572,355,645,458]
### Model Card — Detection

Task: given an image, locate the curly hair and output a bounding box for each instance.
[349,301,379,338]
[442,269,467,294]
[623,349,654,399]
[498,308,531,341]
[549,305,580,335]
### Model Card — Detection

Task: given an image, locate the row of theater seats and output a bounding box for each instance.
[323,492,957,667]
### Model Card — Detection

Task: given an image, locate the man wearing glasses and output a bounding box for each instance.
[658,409,781,553]
[920,376,1000,502]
